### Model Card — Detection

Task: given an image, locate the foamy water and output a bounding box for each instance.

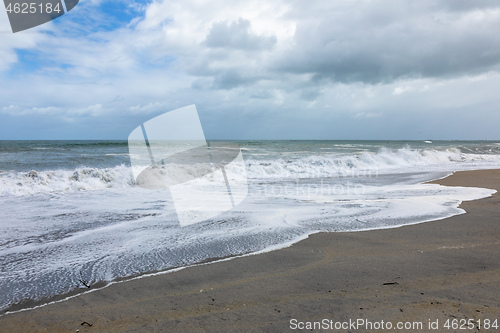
[0,140,499,312]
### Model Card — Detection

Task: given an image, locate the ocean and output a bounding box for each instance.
[1,140,499,313]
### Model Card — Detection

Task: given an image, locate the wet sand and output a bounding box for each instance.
[1,169,500,332]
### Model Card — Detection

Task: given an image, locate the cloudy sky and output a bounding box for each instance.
[1,0,499,140]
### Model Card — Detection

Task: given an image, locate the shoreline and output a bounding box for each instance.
[1,169,500,332]
[0,170,474,316]
[0,171,462,317]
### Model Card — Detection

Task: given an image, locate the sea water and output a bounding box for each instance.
[0,140,499,312]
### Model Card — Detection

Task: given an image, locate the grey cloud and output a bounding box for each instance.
[205,18,277,51]
[250,90,275,99]
[212,69,258,90]
[6,0,500,141]
[274,0,500,84]
[436,0,500,12]
[189,66,259,90]
[191,77,213,90]
[186,57,264,90]
[299,88,323,101]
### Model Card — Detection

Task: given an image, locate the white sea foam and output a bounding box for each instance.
[1,142,500,312]
[0,165,135,196]
[0,174,495,312]
[1,147,499,197]
[246,147,498,179]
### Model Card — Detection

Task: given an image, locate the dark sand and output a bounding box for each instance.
[1,169,500,332]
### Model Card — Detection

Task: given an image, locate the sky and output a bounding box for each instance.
[0,0,500,140]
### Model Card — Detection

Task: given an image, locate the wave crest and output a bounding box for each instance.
[1,147,497,196]
[245,147,465,178]
[0,165,134,197]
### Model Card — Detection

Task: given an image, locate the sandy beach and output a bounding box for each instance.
[1,169,499,332]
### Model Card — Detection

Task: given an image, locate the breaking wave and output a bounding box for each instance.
[0,165,135,196]
[0,147,497,196]
[247,147,482,179]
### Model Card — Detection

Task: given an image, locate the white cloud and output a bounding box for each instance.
[205,18,276,51]
[0,0,500,139]
[0,9,48,71]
